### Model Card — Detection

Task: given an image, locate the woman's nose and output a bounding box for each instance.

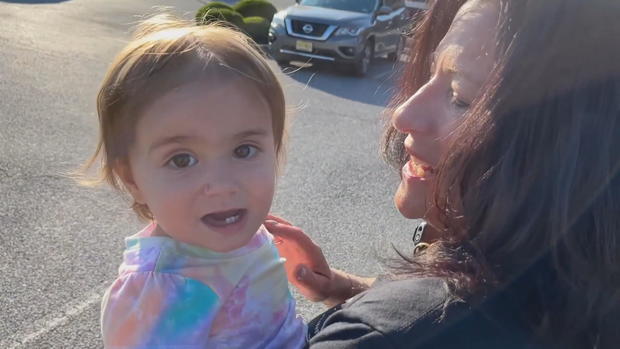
[391,80,440,135]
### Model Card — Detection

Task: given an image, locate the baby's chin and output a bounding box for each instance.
[193,228,259,253]
[154,223,259,252]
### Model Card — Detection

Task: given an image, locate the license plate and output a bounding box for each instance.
[296,40,313,53]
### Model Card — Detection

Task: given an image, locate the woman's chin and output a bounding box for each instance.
[394,179,428,219]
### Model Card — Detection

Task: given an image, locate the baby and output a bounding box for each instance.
[81,14,305,348]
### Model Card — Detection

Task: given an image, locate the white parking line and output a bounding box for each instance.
[2,286,106,349]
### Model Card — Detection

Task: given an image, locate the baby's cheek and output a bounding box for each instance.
[148,184,192,220]
[248,171,276,206]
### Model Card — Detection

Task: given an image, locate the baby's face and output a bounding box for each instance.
[124,78,277,252]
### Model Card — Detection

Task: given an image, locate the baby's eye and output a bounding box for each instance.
[234,144,258,159]
[167,153,198,169]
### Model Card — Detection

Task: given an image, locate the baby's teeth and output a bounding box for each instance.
[225,215,239,224]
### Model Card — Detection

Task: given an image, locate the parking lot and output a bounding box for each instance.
[0,0,416,347]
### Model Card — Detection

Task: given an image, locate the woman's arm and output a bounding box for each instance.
[323,269,375,307]
[264,216,375,306]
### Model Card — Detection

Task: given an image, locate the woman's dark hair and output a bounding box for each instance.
[385,0,620,347]
[382,0,468,170]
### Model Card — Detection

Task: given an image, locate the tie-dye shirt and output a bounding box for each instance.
[101,223,306,348]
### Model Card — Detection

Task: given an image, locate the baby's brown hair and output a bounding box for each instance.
[80,14,286,220]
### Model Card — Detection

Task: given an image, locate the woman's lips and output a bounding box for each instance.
[402,157,435,182]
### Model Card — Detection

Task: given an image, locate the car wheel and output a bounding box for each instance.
[387,36,404,62]
[353,42,373,77]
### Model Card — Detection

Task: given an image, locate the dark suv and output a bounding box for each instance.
[268,0,408,76]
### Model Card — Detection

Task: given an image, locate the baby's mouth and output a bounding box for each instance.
[201,209,246,227]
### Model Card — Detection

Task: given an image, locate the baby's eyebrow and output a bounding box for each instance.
[234,129,269,140]
[149,135,197,154]
[148,129,270,154]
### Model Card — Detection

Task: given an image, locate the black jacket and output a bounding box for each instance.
[306,277,545,348]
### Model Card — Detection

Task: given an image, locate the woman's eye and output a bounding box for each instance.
[234,144,258,159]
[450,92,471,109]
[167,153,197,169]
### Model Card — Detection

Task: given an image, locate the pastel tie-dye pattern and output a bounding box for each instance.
[101,224,306,348]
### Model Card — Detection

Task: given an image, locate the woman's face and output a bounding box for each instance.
[392,0,499,219]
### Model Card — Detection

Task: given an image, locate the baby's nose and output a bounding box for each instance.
[201,169,238,197]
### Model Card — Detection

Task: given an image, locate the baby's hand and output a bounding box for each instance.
[264,215,335,302]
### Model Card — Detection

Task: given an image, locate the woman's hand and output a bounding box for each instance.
[264,215,375,306]
[264,215,334,302]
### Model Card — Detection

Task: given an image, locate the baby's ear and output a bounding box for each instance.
[114,160,146,204]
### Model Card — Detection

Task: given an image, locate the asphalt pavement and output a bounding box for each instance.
[0,0,417,347]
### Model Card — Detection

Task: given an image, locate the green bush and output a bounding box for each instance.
[202,1,234,10]
[196,2,236,23]
[242,16,270,44]
[195,0,276,44]
[196,7,245,29]
[234,0,278,23]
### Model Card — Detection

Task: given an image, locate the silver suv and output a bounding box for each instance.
[268,0,407,76]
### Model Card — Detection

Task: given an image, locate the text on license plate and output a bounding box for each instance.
[296,40,313,53]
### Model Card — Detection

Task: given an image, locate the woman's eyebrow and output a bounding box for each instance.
[431,47,458,75]
[436,46,485,88]
[450,64,484,88]
[430,51,438,72]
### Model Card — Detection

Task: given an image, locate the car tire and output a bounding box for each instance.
[387,36,404,62]
[353,42,373,77]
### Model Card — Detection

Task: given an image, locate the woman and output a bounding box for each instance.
[266,0,495,306]
[266,0,620,347]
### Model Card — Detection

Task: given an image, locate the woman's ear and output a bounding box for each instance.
[114,160,146,204]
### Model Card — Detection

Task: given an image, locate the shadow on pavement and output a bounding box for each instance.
[280,58,401,107]
[0,0,69,3]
